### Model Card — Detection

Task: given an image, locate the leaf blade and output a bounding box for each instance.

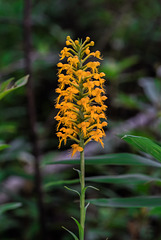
[0,75,28,100]
[62,226,79,240]
[122,135,161,162]
[0,202,22,215]
[89,196,161,208]
[44,173,160,189]
[86,174,161,185]
[43,153,161,168]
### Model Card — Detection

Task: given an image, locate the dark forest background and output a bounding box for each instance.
[1,0,161,239]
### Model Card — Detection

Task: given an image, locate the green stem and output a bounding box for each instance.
[78,45,85,240]
[80,148,85,240]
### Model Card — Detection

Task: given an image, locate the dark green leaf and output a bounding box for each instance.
[71,217,83,239]
[45,179,79,188]
[89,196,161,208]
[0,75,28,100]
[43,153,161,168]
[86,174,161,185]
[62,226,79,240]
[45,173,160,189]
[122,135,161,162]
[0,202,22,214]
[149,207,161,216]
[0,78,14,92]
[64,186,80,196]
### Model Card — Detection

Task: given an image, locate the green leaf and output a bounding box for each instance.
[44,174,160,189]
[0,202,22,214]
[45,179,80,188]
[73,168,81,182]
[85,202,90,216]
[82,185,99,196]
[0,78,14,92]
[0,75,28,100]
[64,186,80,197]
[86,174,161,185]
[149,207,161,216]
[0,144,9,151]
[62,226,79,240]
[100,56,138,80]
[122,135,161,162]
[89,196,161,208]
[71,217,83,239]
[43,153,161,168]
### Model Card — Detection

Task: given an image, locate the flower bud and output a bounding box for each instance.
[75,40,79,45]
[86,37,90,41]
[90,41,94,46]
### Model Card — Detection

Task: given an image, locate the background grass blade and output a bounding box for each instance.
[122,135,161,162]
[43,153,161,168]
[89,196,161,208]
[0,202,22,215]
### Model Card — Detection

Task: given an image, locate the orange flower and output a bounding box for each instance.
[71,144,84,157]
[55,36,107,156]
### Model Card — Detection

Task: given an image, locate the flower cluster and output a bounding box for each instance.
[55,36,107,156]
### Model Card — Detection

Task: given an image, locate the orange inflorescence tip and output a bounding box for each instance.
[55,37,107,156]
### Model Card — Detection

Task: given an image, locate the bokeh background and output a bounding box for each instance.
[1,0,161,239]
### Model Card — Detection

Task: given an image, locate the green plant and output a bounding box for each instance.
[54,36,107,240]
[44,134,161,239]
[0,75,28,215]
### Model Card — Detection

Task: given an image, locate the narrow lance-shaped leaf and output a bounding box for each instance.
[86,174,161,185]
[89,196,161,208]
[0,202,22,215]
[62,226,79,240]
[0,78,14,92]
[71,217,83,239]
[43,153,161,168]
[45,179,79,188]
[122,135,161,162]
[45,173,161,189]
[0,75,29,100]
[64,186,80,197]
